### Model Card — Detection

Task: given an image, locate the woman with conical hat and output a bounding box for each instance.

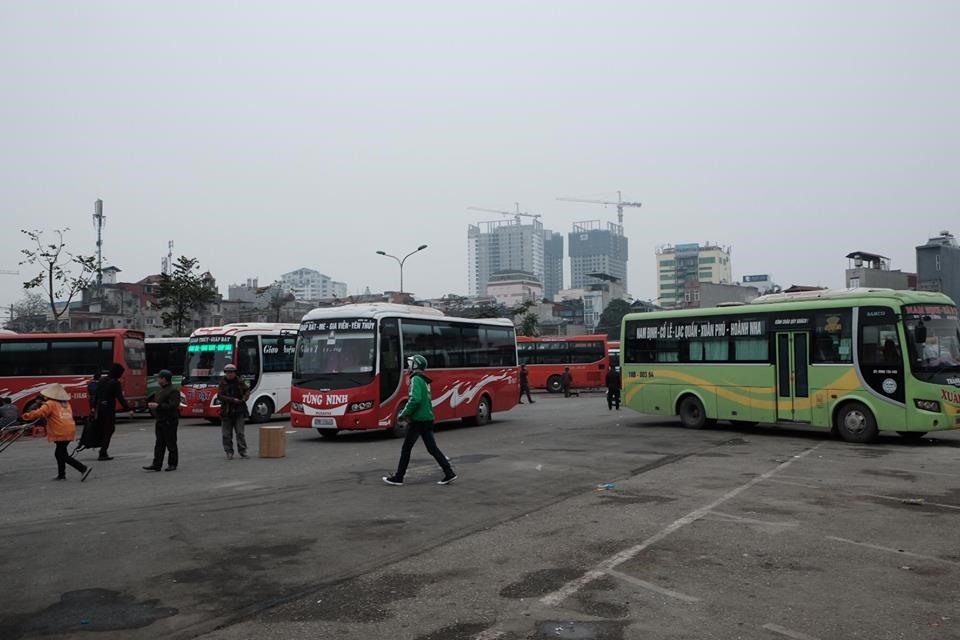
[23,384,92,482]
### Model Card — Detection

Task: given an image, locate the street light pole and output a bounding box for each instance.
[376,244,428,294]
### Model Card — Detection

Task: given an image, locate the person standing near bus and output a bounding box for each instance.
[94,363,130,461]
[143,370,180,472]
[23,384,92,482]
[87,370,101,414]
[218,364,250,460]
[519,364,535,404]
[561,367,574,398]
[383,355,456,486]
[605,367,621,411]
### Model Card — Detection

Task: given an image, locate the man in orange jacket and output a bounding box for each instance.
[23,384,93,482]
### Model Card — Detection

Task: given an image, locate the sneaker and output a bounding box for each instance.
[81,467,93,483]
[382,475,403,486]
[98,455,114,461]
[438,471,458,485]
[142,465,161,472]
[164,466,177,472]
[54,475,66,481]
[239,452,248,459]
[225,452,234,460]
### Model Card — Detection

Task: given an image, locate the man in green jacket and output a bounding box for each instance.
[383,354,457,486]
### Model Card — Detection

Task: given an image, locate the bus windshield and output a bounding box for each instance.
[294,318,377,390]
[184,336,235,384]
[903,304,960,371]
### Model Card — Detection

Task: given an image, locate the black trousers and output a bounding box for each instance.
[153,420,179,468]
[55,441,86,477]
[394,421,452,480]
[99,413,116,455]
[607,388,621,410]
[519,385,533,403]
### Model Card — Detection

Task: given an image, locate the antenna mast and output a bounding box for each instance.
[93,199,105,291]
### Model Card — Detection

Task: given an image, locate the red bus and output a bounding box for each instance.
[0,329,147,417]
[517,335,610,392]
[290,304,518,438]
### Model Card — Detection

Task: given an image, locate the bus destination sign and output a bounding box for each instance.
[636,319,766,340]
[301,318,377,333]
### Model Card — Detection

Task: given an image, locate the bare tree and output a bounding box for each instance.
[6,291,49,332]
[19,228,97,329]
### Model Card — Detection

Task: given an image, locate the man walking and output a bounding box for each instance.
[94,363,130,460]
[383,355,456,486]
[143,370,180,472]
[519,364,535,404]
[605,366,621,411]
[218,364,249,460]
[561,367,574,398]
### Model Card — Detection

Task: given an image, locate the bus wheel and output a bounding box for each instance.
[835,402,878,443]
[464,395,492,426]
[317,429,339,439]
[897,431,927,442]
[546,375,563,393]
[678,395,709,429]
[250,398,274,423]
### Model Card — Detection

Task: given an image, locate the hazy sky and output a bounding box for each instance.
[3,1,959,314]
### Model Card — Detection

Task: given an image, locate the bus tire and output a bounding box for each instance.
[463,395,492,426]
[546,375,563,394]
[249,397,274,423]
[678,395,709,429]
[835,402,878,443]
[317,429,339,439]
[897,431,927,442]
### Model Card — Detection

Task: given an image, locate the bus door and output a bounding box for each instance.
[775,332,811,422]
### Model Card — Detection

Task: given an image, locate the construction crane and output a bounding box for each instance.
[556,190,641,226]
[467,203,542,224]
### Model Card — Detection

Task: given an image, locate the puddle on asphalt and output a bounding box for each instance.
[0,588,177,639]
[535,620,626,640]
[413,621,491,640]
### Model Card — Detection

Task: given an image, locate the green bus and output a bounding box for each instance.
[145,337,189,402]
[619,289,960,443]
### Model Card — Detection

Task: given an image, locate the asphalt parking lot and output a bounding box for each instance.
[1,394,958,640]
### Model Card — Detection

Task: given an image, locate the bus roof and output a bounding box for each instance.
[517,334,609,342]
[0,328,144,341]
[189,323,300,338]
[623,289,956,322]
[300,303,515,328]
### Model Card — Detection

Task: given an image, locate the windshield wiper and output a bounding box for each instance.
[923,363,960,381]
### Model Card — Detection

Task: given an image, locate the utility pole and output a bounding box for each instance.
[93,199,105,292]
[162,240,174,275]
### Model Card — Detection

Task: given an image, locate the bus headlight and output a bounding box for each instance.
[914,399,941,412]
[291,402,304,412]
[212,396,221,406]
[348,401,373,412]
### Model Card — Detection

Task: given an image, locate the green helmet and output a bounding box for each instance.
[407,354,428,371]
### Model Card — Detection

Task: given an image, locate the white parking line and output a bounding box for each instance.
[708,511,799,528]
[605,569,700,603]
[539,443,823,607]
[762,622,822,639]
[825,536,960,567]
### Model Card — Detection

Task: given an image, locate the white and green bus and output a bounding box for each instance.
[620,289,960,443]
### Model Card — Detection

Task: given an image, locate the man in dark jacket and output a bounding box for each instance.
[519,364,535,404]
[561,367,575,398]
[87,371,101,414]
[94,363,130,460]
[218,364,250,460]
[143,370,180,472]
[605,367,621,411]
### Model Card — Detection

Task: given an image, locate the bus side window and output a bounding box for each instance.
[237,336,260,383]
[860,325,901,366]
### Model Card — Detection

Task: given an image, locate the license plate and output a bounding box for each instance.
[312,417,337,428]
[192,408,203,415]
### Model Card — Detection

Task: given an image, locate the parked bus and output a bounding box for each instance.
[0,329,147,417]
[180,323,299,423]
[290,303,518,438]
[516,335,610,392]
[608,340,621,371]
[619,289,960,443]
[145,337,189,402]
